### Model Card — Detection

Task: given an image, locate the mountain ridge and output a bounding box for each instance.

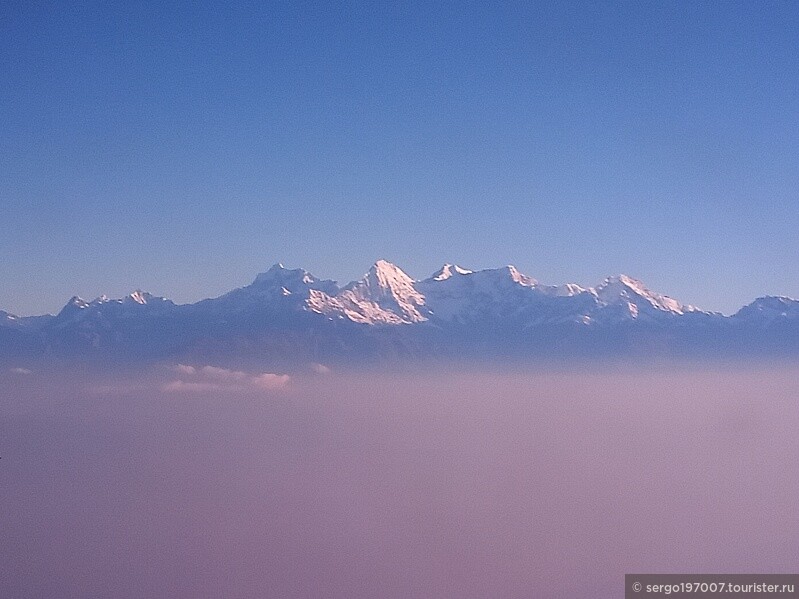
[2,260,798,363]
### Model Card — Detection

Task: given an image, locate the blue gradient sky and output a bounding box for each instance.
[2,1,798,315]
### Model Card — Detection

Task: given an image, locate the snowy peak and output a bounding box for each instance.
[427,265,538,288]
[254,263,313,286]
[6,259,799,363]
[416,264,555,324]
[200,263,342,320]
[127,291,147,304]
[503,265,537,287]
[734,296,799,322]
[71,296,91,308]
[604,274,649,294]
[431,264,474,281]
[51,290,175,327]
[744,295,798,309]
[122,290,174,307]
[554,283,587,297]
[54,295,112,319]
[251,264,339,296]
[56,296,91,318]
[594,274,690,316]
[125,290,153,304]
[367,260,416,288]
[228,260,427,325]
[339,260,427,323]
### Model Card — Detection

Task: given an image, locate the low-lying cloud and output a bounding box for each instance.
[310,362,331,375]
[8,366,32,375]
[162,364,290,393]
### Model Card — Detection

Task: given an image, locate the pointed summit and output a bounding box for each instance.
[251,263,339,296]
[368,260,415,286]
[254,263,305,284]
[68,296,89,308]
[431,264,473,281]
[603,274,649,295]
[340,260,426,323]
[362,260,418,296]
[122,290,172,306]
[56,296,90,317]
[594,275,691,315]
[126,290,151,305]
[502,265,537,287]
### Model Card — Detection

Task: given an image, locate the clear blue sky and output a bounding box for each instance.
[2,1,798,315]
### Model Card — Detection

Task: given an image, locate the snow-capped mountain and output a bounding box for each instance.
[197,264,339,318]
[52,292,175,327]
[416,264,589,326]
[732,296,799,325]
[1,260,797,363]
[338,260,427,323]
[301,260,428,325]
[587,274,700,323]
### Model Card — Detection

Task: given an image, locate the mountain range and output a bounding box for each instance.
[3,261,799,366]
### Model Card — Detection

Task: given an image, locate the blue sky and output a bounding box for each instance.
[2,1,798,315]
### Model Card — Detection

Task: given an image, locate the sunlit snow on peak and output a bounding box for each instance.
[594,275,691,315]
[431,264,474,281]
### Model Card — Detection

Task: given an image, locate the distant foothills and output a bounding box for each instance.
[2,261,798,366]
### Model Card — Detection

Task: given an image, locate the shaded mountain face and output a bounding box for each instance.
[732,296,799,325]
[1,261,798,364]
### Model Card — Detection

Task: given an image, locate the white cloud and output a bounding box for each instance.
[171,364,197,375]
[9,367,33,375]
[252,373,291,389]
[311,363,331,375]
[163,364,290,394]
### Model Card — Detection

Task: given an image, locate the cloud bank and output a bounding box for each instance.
[162,364,290,393]
[1,364,797,598]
